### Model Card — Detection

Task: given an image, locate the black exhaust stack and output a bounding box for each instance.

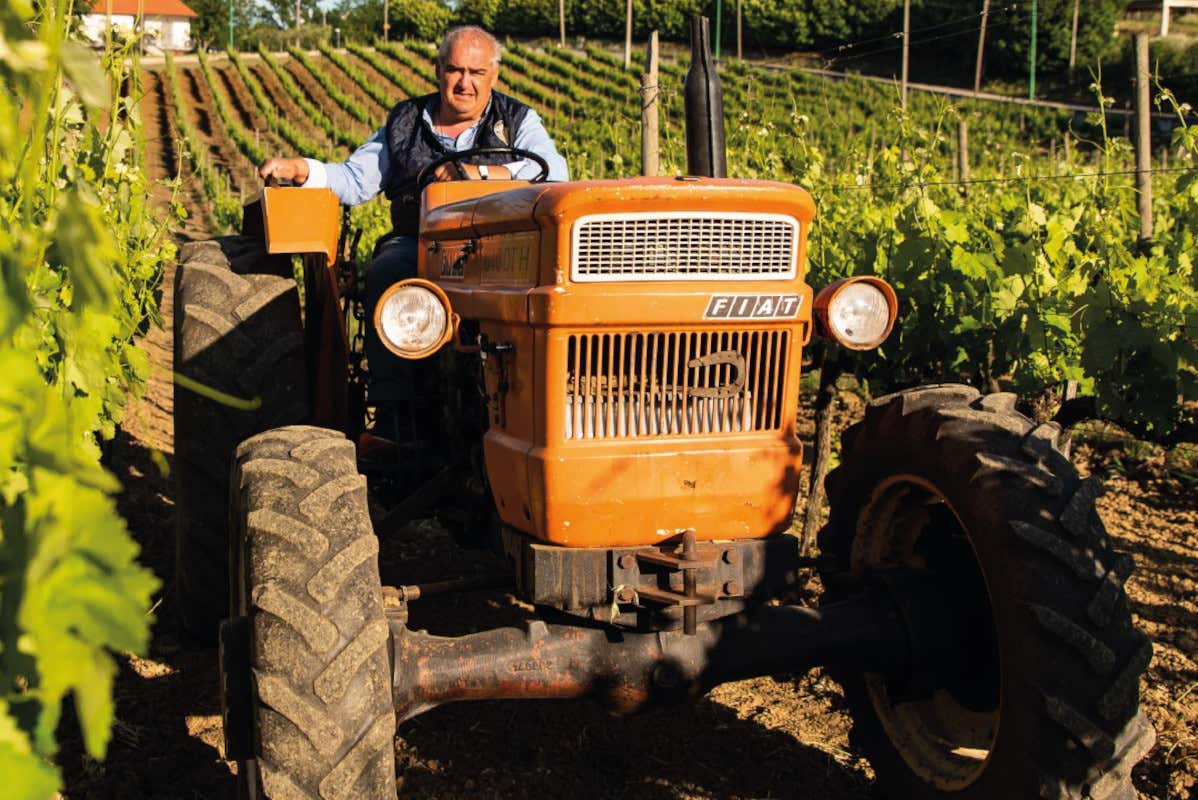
[685,15,727,178]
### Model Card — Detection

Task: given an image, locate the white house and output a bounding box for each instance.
[81,0,198,52]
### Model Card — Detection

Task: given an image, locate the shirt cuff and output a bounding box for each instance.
[302,158,329,188]
[503,161,530,180]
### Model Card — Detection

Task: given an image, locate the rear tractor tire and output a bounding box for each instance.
[819,385,1154,799]
[223,426,397,800]
[174,237,309,644]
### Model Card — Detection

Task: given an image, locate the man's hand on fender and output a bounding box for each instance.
[259,157,310,185]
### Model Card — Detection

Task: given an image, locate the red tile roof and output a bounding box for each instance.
[89,0,198,18]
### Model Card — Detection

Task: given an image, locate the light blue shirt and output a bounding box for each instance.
[303,98,569,206]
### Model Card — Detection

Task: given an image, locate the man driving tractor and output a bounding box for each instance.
[175,18,1153,799]
[258,25,568,435]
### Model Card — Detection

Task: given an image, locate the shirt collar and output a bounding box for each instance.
[421,95,493,136]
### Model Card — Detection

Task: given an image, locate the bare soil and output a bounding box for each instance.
[179,66,260,196]
[314,52,389,121]
[54,61,1197,800]
[282,56,373,142]
[368,50,436,95]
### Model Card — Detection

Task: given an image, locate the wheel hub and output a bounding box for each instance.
[855,476,1002,791]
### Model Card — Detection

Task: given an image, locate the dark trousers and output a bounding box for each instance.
[364,237,419,435]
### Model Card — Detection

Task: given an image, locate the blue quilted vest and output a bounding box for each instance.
[382,91,531,237]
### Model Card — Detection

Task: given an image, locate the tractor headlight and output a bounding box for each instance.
[374,279,456,359]
[814,277,897,350]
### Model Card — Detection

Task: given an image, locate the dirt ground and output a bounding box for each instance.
[53,66,1196,799]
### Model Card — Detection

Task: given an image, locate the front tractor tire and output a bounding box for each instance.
[224,426,397,800]
[174,238,309,643]
[819,385,1154,799]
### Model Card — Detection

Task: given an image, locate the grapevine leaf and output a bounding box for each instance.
[940,211,970,244]
[954,316,983,334]
[951,247,993,281]
[1002,242,1035,276]
[0,701,59,800]
[20,473,156,757]
[46,190,119,312]
[1043,312,1073,335]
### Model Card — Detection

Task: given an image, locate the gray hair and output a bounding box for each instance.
[437,26,503,68]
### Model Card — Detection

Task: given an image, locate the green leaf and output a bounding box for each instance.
[951,246,996,281]
[46,189,119,312]
[1002,242,1036,276]
[0,702,60,800]
[940,211,970,244]
[60,41,111,110]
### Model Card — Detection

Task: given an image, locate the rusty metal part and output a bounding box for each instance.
[500,527,798,630]
[389,588,908,723]
[394,573,514,602]
[380,585,408,626]
[682,530,699,634]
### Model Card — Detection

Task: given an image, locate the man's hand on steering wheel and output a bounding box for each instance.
[416,146,551,187]
[430,162,512,182]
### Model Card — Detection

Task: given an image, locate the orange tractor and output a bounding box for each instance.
[173,24,1153,800]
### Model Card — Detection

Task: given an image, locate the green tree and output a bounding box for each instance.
[182,0,264,49]
[260,0,323,28]
[917,0,1125,83]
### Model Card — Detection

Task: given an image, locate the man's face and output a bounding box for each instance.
[437,38,498,120]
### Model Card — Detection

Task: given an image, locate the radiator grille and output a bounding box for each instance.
[571,212,798,282]
[564,330,790,440]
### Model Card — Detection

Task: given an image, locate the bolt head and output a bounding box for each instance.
[722,581,741,596]
[722,548,738,564]
[617,553,637,570]
[616,587,635,603]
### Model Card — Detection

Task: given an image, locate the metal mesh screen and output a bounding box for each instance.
[571,213,797,281]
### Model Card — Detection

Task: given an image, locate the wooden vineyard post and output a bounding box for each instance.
[737,0,743,63]
[958,118,970,190]
[559,0,566,47]
[901,0,910,112]
[1135,32,1154,242]
[624,0,633,70]
[383,0,390,42]
[975,0,989,92]
[1069,0,1081,72]
[642,31,659,177]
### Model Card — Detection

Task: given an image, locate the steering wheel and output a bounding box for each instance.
[415,146,550,187]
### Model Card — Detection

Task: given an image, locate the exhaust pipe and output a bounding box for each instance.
[685,15,727,178]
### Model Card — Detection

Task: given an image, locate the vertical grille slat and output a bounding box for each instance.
[571,212,798,282]
[563,329,790,440]
[763,330,778,431]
